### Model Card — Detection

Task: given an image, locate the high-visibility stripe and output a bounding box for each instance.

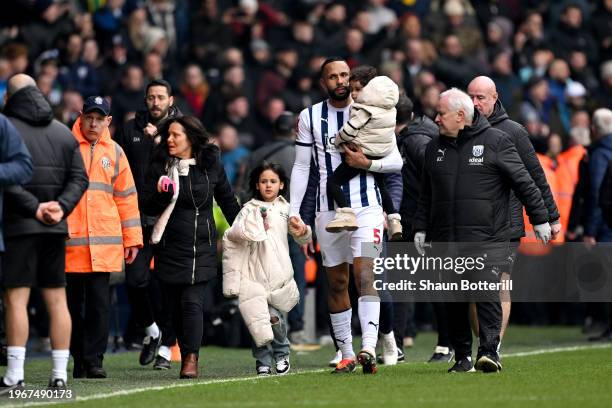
[66,236,123,247]
[114,186,137,197]
[121,218,141,228]
[89,182,113,193]
[112,143,121,184]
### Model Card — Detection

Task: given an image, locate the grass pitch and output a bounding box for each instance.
[3,326,611,408]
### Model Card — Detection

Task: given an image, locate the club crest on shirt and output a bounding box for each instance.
[472,145,484,157]
[101,157,112,169]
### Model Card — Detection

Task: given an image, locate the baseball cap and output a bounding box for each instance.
[83,96,111,116]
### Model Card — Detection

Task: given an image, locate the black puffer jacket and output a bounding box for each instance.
[398,116,439,231]
[488,101,560,239]
[114,106,182,223]
[413,110,548,243]
[3,86,88,237]
[141,150,240,284]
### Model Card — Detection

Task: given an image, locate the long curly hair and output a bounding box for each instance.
[151,115,219,170]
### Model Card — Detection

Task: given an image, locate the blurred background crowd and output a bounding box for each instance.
[1,0,611,351]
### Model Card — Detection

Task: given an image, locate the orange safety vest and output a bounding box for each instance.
[66,116,143,273]
[520,149,584,255]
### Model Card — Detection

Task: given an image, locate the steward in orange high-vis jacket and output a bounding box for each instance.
[66,96,143,378]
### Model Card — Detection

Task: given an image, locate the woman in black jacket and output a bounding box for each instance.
[141,116,240,379]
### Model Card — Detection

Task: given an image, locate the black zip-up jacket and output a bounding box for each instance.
[3,86,88,237]
[397,116,439,231]
[487,101,559,239]
[114,106,182,224]
[413,110,549,244]
[141,150,240,284]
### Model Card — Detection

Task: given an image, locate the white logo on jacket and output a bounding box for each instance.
[101,157,111,169]
[472,145,484,157]
[436,148,446,162]
[468,145,485,165]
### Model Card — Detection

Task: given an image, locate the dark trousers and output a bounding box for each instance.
[163,281,206,356]
[327,161,397,214]
[67,273,110,368]
[446,301,501,360]
[432,302,451,347]
[288,236,306,333]
[125,226,155,329]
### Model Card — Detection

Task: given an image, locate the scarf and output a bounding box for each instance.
[151,158,196,244]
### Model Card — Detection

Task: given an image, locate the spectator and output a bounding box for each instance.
[177,64,209,118]
[595,60,612,109]
[66,96,143,379]
[98,35,129,97]
[490,51,521,111]
[550,3,598,64]
[1,74,88,391]
[114,79,182,370]
[111,65,144,125]
[255,47,298,111]
[217,123,250,187]
[433,34,481,88]
[140,116,240,379]
[254,96,286,147]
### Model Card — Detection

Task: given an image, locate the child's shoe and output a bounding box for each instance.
[388,213,403,241]
[326,208,358,233]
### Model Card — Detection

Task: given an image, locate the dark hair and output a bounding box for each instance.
[249,162,288,200]
[152,116,219,170]
[349,65,377,87]
[319,56,347,78]
[396,92,414,125]
[146,79,172,96]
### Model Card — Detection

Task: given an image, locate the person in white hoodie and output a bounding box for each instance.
[222,162,311,376]
[325,75,402,240]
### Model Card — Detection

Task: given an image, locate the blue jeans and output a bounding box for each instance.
[252,306,290,368]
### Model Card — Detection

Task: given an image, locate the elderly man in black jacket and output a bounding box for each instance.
[1,74,88,390]
[413,88,551,373]
[467,76,560,344]
[113,79,181,369]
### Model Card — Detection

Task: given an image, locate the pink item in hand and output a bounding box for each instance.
[159,176,176,193]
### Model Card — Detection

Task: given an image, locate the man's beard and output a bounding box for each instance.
[149,107,169,123]
[328,85,350,101]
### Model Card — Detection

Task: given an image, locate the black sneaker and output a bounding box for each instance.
[448,356,476,373]
[86,366,107,379]
[48,378,67,390]
[397,349,405,363]
[475,353,502,373]
[153,355,171,370]
[275,358,290,375]
[140,333,162,366]
[429,346,454,363]
[256,365,272,376]
[0,378,24,396]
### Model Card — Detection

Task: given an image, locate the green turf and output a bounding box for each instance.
[2,326,611,407]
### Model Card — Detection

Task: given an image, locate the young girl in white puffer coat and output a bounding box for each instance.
[222,162,311,376]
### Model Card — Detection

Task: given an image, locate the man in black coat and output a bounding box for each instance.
[413,88,551,373]
[396,95,455,364]
[1,74,88,390]
[113,79,181,369]
[467,76,561,343]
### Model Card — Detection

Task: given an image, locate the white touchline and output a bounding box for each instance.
[7,343,612,408]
